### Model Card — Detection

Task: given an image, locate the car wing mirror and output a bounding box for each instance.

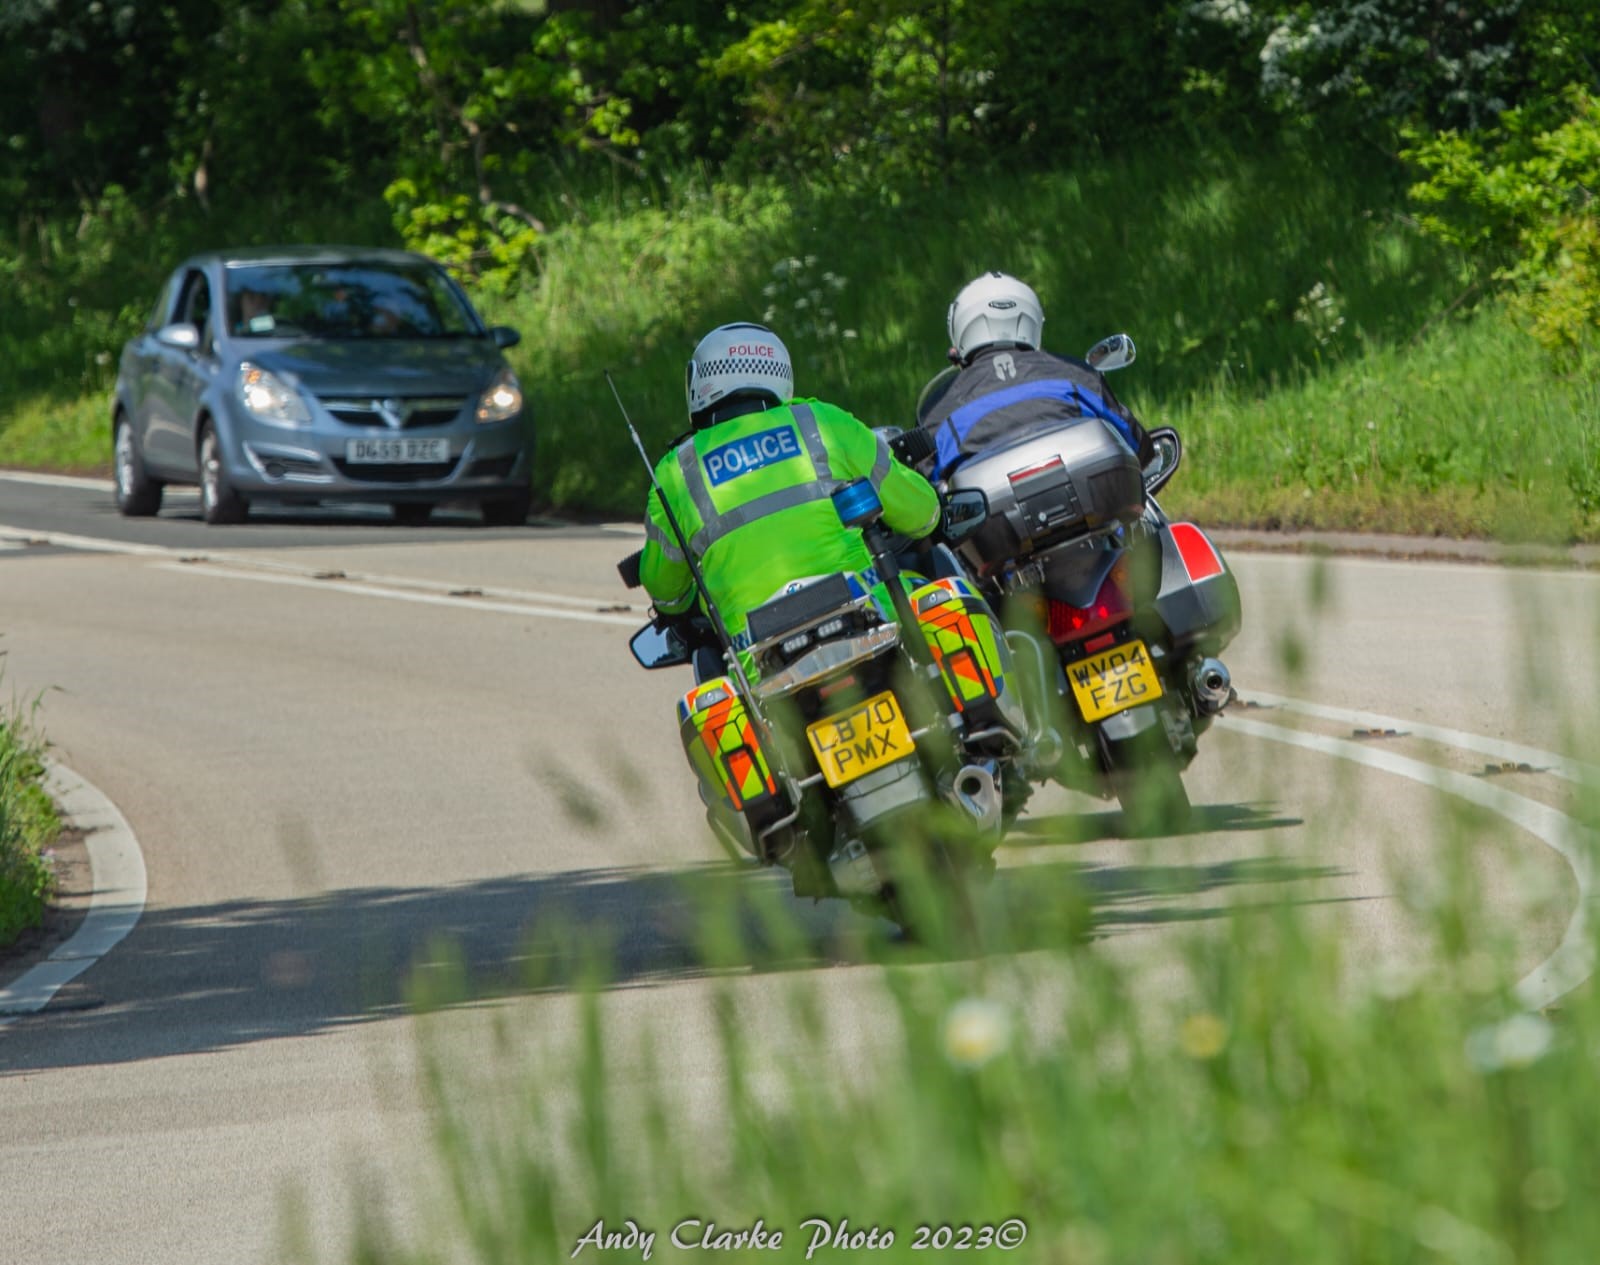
[1143,426,1182,494]
[1085,333,1136,372]
[156,323,201,350]
[489,325,521,349]
[940,487,989,543]
[630,620,692,670]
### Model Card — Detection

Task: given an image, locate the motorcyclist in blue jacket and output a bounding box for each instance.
[918,271,1156,481]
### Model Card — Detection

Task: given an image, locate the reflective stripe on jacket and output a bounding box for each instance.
[639,399,941,671]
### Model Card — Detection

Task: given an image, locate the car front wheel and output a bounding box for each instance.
[199,425,249,525]
[480,487,531,527]
[114,415,163,517]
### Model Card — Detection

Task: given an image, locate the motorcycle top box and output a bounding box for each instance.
[944,419,1145,576]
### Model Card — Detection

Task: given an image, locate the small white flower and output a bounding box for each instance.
[943,997,1011,1069]
[842,329,858,339]
[1467,1013,1555,1072]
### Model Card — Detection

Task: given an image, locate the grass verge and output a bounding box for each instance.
[0,677,59,949]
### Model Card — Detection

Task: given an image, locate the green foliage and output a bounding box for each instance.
[1406,89,1600,358]
[0,680,58,949]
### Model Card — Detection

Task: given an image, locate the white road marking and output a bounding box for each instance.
[154,561,642,627]
[0,523,183,558]
[0,471,115,492]
[0,759,148,1022]
[1246,690,1600,783]
[0,520,645,620]
[1229,712,1596,1010]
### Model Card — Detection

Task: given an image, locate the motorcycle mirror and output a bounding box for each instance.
[617,548,643,590]
[630,621,692,670]
[833,479,884,529]
[939,488,989,544]
[1143,427,1182,495]
[1085,333,1136,372]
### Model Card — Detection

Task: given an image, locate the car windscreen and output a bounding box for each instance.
[223,262,480,340]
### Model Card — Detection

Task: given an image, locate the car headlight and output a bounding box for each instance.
[238,362,311,427]
[476,367,522,423]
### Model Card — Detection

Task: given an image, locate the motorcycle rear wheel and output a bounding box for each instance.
[1107,732,1192,836]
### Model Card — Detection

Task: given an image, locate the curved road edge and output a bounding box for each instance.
[0,758,148,1024]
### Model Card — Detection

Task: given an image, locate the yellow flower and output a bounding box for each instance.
[1180,1012,1228,1060]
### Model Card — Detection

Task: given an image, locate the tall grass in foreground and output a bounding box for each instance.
[322,821,1600,1265]
[307,620,1600,1265]
[0,673,58,947]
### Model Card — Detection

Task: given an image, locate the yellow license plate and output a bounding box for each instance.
[1066,639,1164,722]
[806,690,914,788]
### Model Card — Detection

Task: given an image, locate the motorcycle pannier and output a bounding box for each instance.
[678,677,781,814]
[945,420,1144,576]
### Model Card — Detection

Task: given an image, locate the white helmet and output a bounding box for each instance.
[948,271,1044,363]
[686,322,794,423]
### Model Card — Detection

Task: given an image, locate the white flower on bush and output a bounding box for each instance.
[1293,280,1346,347]
[943,997,1011,1069]
[1189,0,1252,25]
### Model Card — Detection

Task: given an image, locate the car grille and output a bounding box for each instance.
[319,397,469,429]
[465,455,517,479]
[332,457,462,483]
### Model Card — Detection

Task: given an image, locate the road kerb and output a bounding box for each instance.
[0,758,148,1022]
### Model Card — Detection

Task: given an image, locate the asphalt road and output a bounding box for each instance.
[1,472,1596,1262]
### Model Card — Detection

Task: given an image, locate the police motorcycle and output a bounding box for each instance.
[892,334,1241,830]
[619,479,1033,934]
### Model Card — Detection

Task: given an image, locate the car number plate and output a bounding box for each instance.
[345,437,451,464]
[1066,639,1164,723]
[806,690,914,789]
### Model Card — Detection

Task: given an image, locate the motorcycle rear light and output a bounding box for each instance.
[1083,632,1116,655]
[1047,566,1132,644]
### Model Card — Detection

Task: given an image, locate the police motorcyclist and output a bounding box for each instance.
[639,322,942,681]
[918,271,1157,482]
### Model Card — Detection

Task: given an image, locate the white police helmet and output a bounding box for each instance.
[948,271,1044,363]
[686,322,794,423]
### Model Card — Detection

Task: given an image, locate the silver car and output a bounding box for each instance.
[112,245,533,525]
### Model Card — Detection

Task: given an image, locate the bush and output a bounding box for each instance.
[1406,88,1600,359]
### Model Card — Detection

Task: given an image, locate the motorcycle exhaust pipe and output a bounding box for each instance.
[949,762,1003,834]
[1190,657,1233,716]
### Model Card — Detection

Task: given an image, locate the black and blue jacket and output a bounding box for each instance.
[918,346,1153,480]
